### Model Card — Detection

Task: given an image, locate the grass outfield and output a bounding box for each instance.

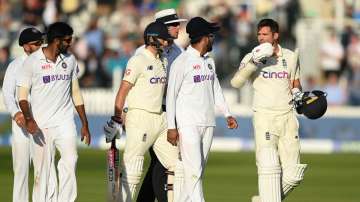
[0,147,359,202]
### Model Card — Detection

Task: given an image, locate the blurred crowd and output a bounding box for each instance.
[1,0,360,106]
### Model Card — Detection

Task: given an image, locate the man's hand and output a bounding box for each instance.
[81,124,91,146]
[292,88,304,104]
[251,42,274,64]
[167,129,179,146]
[25,117,39,134]
[104,116,123,143]
[13,111,25,128]
[227,116,238,129]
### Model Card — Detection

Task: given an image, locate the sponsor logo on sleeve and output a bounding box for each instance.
[41,64,52,70]
[125,69,131,76]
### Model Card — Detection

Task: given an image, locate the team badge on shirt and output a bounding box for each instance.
[147,65,153,70]
[282,59,287,68]
[62,62,67,69]
[208,64,213,70]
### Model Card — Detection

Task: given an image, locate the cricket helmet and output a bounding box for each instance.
[295,90,327,119]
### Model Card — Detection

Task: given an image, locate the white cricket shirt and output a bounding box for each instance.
[166,45,231,129]
[16,48,78,128]
[123,48,167,113]
[240,45,300,114]
[2,54,27,117]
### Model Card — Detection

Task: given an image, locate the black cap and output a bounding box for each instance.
[46,22,73,42]
[19,27,44,46]
[144,21,173,41]
[186,17,220,40]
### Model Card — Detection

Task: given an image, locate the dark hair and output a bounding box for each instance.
[190,36,204,45]
[46,22,73,43]
[257,18,279,33]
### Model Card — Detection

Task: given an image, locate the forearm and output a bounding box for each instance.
[75,105,88,127]
[230,61,257,88]
[114,80,132,119]
[17,86,31,119]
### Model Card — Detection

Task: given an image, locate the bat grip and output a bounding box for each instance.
[111,139,116,148]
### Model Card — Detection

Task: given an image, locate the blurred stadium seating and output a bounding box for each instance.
[0,0,360,153]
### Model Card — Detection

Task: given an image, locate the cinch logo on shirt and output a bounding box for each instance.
[260,71,289,79]
[43,74,71,84]
[193,74,214,83]
[150,76,167,84]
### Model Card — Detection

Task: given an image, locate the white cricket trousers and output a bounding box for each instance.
[11,120,31,202]
[178,126,214,202]
[31,119,78,202]
[121,109,178,202]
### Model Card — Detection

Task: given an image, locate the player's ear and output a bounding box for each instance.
[274,32,279,41]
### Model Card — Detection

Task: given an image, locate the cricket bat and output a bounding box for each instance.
[107,139,120,201]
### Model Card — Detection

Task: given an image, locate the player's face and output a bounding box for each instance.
[206,33,215,52]
[167,22,180,39]
[257,26,278,45]
[58,36,72,54]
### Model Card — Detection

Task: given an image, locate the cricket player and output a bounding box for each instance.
[136,8,187,202]
[166,17,238,202]
[2,27,43,202]
[105,21,177,202]
[16,22,91,202]
[230,19,307,202]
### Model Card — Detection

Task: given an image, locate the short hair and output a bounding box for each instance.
[257,18,279,33]
[46,22,73,43]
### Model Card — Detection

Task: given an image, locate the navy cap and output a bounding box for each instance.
[19,27,44,46]
[144,21,173,41]
[186,17,220,40]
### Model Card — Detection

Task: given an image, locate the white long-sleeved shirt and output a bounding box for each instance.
[2,54,27,117]
[166,46,231,129]
[16,49,78,128]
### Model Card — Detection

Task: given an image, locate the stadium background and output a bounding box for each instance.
[0,0,359,201]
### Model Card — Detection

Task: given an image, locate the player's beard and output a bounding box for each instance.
[58,42,69,54]
[206,39,213,52]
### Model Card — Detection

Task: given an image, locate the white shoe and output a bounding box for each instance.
[251,195,261,202]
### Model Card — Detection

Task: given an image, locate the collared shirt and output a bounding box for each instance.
[135,43,183,75]
[166,45,231,129]
[2,54,27,117]
[16,48,78,128]
[240,45,300,114]
[123,48,168,113]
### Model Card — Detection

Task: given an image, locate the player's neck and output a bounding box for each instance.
[146,46,160,58]
[191,44,207,56]
[43,45,60,63]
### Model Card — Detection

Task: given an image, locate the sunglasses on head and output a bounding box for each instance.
[167,22,180,27]
[28,40,43,46]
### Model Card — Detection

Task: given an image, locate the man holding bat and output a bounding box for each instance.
[104,21,178,202]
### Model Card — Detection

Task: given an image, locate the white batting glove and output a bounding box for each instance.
[104,116,123,143]
[251,42,274,64]
[291,88,305,107]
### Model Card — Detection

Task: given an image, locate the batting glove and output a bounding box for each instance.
[292,88,305,107]
[251,42,274,64]
[104,116,123,143]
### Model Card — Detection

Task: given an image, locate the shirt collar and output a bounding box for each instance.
[186,45,202,57]
[143,48,160,61]
[275,44,283,57]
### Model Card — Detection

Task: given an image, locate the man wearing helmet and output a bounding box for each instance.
[105,21,177,202]
[231,18,307,202]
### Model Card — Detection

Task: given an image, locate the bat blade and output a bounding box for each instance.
[107,139,120,201]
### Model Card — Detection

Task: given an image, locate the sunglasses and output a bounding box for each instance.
[167,22,180,27]
[28,40,43,46]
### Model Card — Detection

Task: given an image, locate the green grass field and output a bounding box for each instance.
[0,147,359,202]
